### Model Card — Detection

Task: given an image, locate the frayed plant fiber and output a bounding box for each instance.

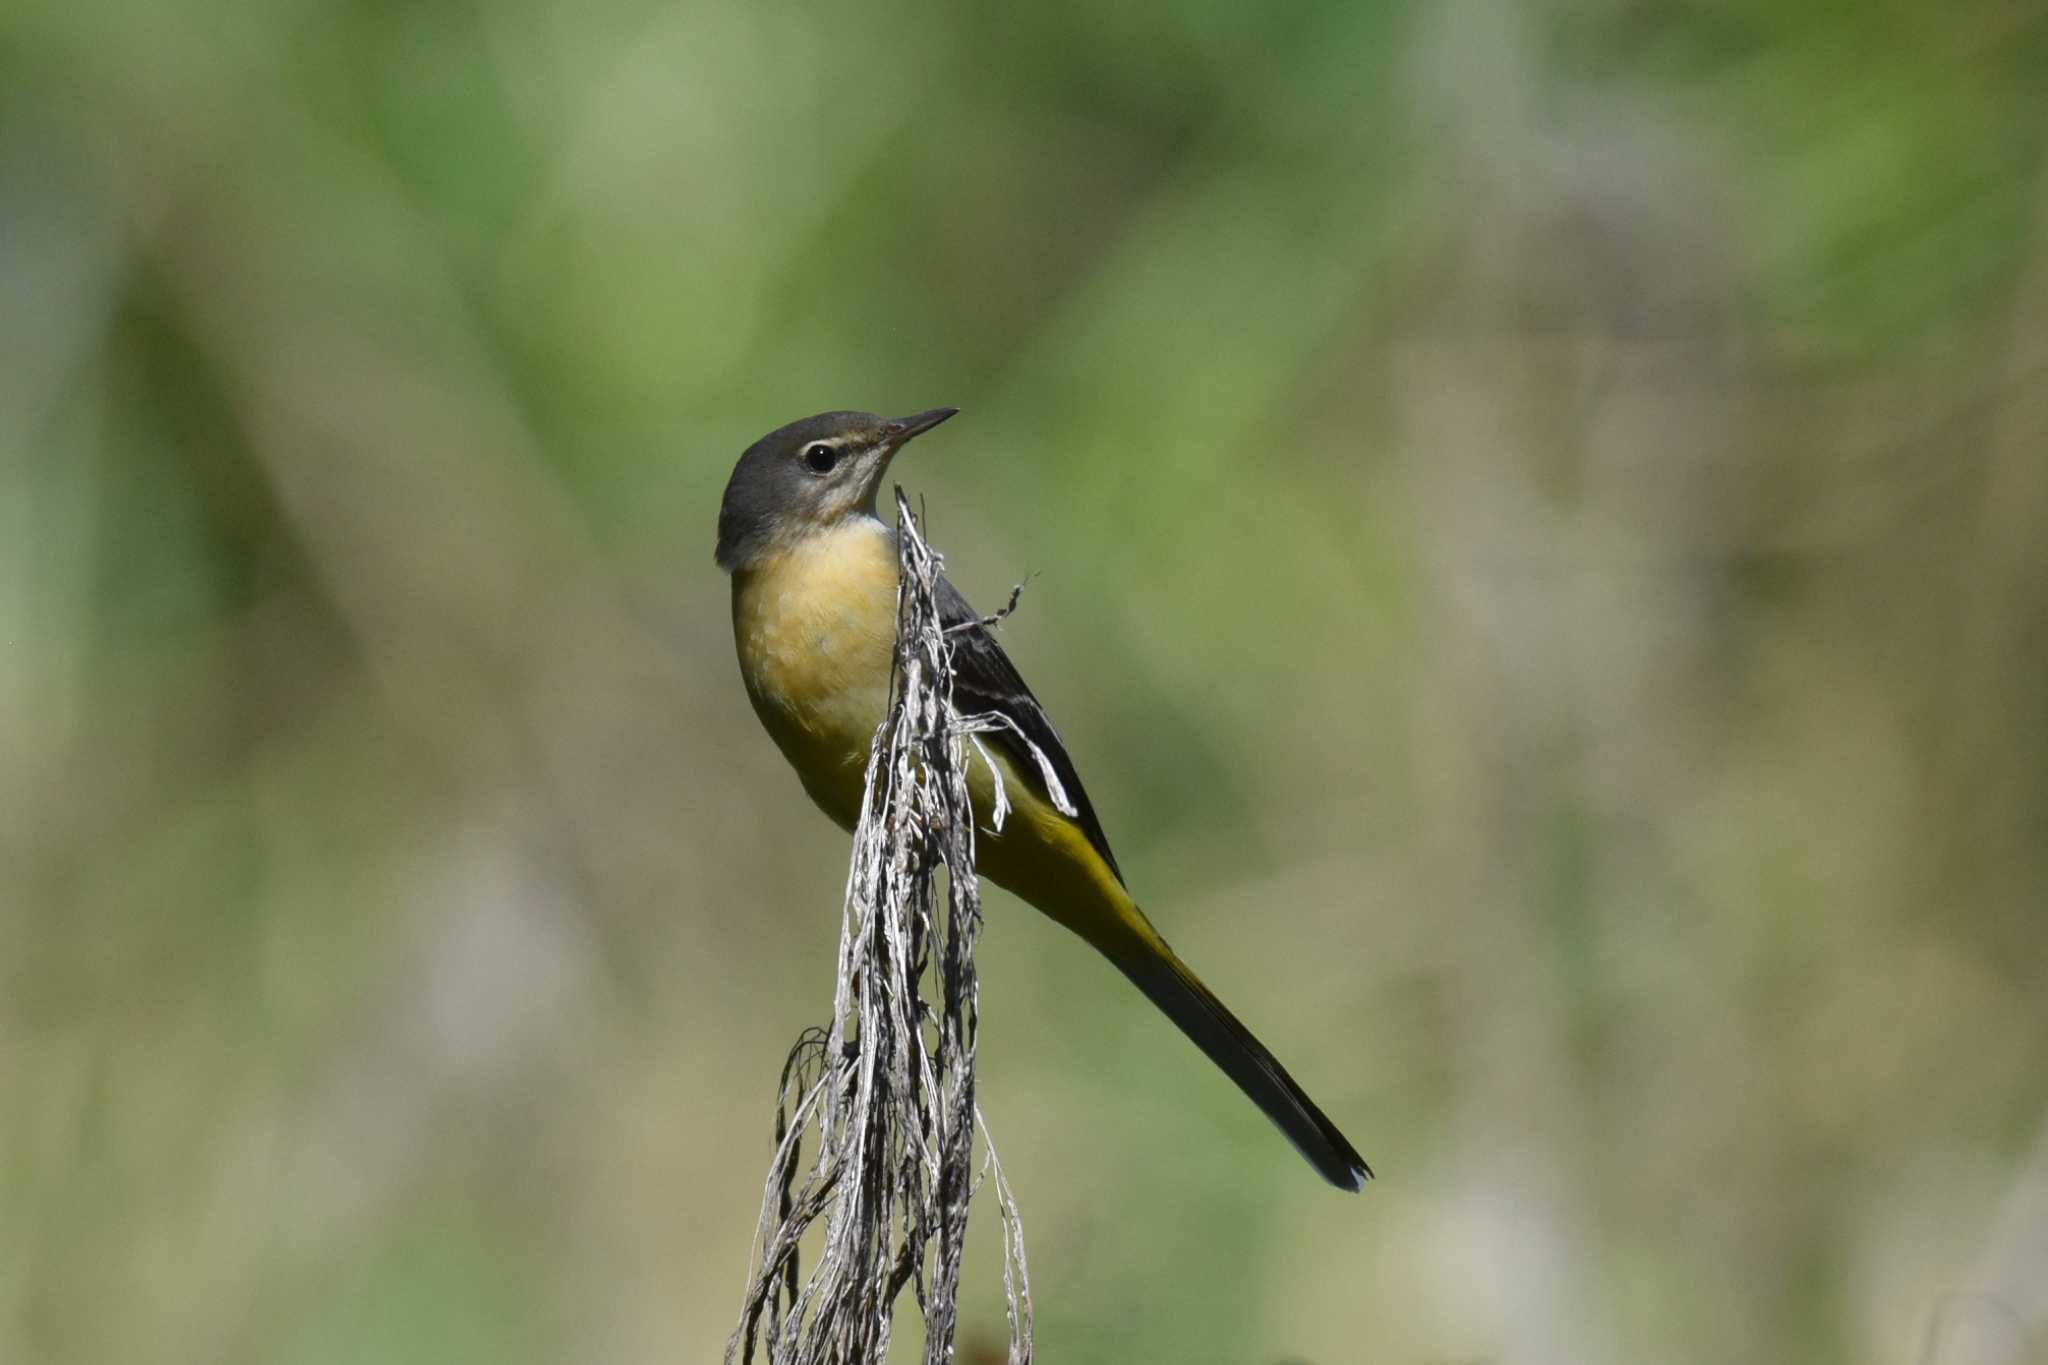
[726,489,1032,1365]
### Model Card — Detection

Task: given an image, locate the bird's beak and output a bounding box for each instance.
[880,407,960,451]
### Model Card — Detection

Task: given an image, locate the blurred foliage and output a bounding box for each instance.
[4,0,2048,1362]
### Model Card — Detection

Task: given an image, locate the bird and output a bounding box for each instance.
[715,407,1370,1191]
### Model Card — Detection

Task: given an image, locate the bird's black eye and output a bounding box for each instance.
[803,443,840,474]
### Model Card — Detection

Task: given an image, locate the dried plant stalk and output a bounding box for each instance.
[727,489,1033,1365]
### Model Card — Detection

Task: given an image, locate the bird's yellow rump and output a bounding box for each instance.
[716,408,1369,1191]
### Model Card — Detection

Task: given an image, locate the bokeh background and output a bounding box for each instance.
[6,1,2048,1362]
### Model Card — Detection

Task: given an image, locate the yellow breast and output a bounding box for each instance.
[731,520,900,828]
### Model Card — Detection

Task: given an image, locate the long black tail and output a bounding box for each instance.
[1109,932,1371,1191]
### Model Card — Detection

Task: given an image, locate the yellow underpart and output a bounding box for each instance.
[731,518,1164,963]
[732,519,897,827]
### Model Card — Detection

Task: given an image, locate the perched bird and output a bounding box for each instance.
[716,408,1369,1191]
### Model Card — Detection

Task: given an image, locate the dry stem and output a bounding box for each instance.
[726,489,1032,1365]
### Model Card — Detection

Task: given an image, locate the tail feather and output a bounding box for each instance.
[1109,933,1372,1192]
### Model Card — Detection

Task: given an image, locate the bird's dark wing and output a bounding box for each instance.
[935,575,1124,886]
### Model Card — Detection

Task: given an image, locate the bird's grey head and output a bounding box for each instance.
[715,407,958,572]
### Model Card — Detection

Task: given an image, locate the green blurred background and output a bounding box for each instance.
[6,1,2048,1362]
